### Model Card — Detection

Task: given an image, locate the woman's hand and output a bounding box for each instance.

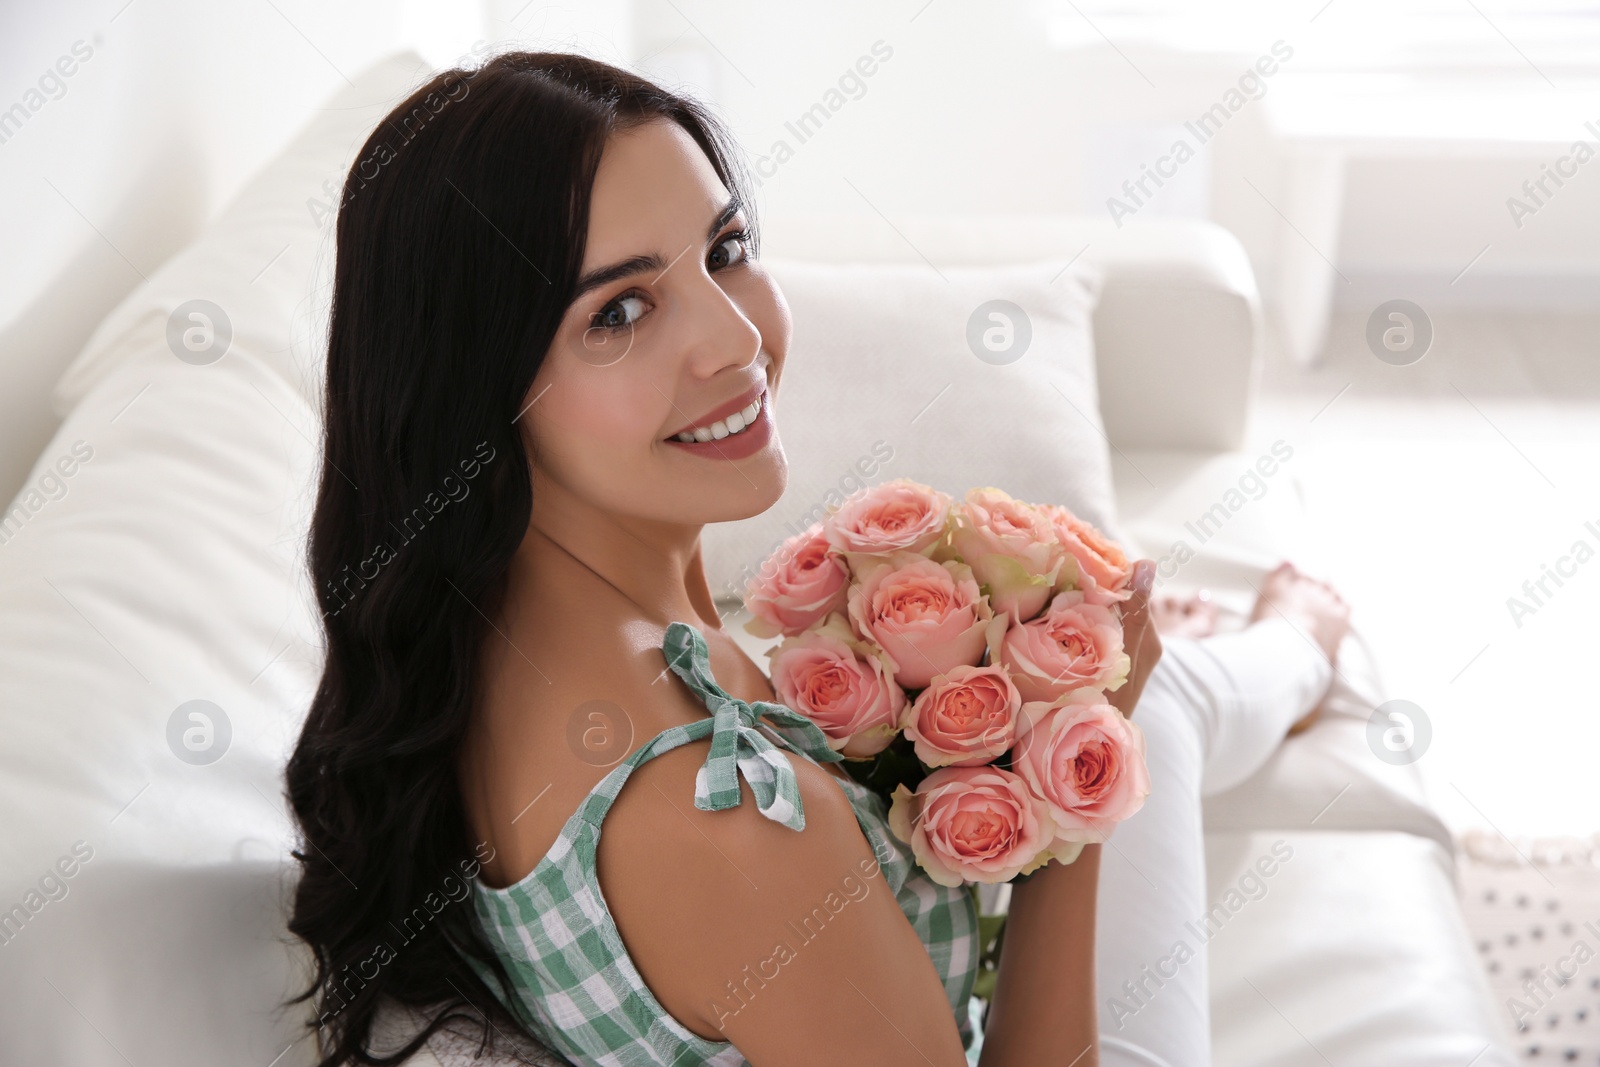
[1107,559,1161,720]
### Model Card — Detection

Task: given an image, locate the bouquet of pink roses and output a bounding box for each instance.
[742,478,1150,888]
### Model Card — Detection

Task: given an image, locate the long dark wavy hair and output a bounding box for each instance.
[285,50,757,1066]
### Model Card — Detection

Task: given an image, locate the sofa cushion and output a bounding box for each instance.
[757,214,1262,452]
[1203,830,1517,1067]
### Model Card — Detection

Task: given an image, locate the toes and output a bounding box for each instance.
[1152,596,1183,616]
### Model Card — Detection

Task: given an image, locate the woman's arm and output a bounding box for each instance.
[600,738,971,1066]
[979,843,1103,1067]
[978,561,1161,1067]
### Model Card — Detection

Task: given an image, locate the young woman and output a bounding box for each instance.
[287,51,1349,1067]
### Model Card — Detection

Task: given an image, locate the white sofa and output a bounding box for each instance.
[0,50,1514,1067]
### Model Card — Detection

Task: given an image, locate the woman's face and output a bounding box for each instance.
[521,119,790,529]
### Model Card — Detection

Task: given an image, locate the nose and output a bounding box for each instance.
[681,267,763,381]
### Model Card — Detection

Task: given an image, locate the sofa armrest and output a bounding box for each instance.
[758,214,1262,451]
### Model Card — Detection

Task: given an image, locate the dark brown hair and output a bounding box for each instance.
[285,50,757,1065]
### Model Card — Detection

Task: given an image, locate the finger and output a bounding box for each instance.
[1121,562,1158,647]
[1126,560,1155,619]
[1124,560,1155,604]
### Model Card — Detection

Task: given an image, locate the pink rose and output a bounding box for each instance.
[886,766,1069,886]
[1012,687,1150,843]
[997,589,1130,703]
[902,664,1021,768]
[824,478,954,563]
[743,521,850,639]
[847,551,993,690]
[950,488,1071,624]
[767,615,905,758]
[1041,503,1131,607]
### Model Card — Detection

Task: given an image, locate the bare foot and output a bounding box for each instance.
[1151,591,1218,639]
[1250,562,1351,735]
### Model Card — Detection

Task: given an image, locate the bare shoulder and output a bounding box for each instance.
[464,619,704,889]
[596,739,970,1065]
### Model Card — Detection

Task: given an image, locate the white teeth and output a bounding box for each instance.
[671,394,763,444]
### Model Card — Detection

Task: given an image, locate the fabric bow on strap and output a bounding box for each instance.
[661,621,846,832]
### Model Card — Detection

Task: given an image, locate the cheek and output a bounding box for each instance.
[533,371,664,475]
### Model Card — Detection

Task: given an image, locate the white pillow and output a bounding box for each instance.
[701,256,1121,608]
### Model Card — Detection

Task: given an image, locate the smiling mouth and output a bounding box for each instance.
[664,389,767,444]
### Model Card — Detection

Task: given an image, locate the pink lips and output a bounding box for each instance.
[662,389,773,460]
[663,381,767,440]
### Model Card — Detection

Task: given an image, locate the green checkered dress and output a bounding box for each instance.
[469,620,980,1066]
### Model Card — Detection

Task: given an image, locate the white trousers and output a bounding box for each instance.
[1095,618,1333,1067]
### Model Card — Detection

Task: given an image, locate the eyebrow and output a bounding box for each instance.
[571,196,743,302]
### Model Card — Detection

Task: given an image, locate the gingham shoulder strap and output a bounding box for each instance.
[647,620,846,832]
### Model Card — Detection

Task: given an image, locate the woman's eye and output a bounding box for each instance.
[592,292,649,333]
[708,230,750,271]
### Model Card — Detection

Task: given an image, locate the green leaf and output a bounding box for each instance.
[970,912,1008,1006]
[840,733,928,803]
[972,965,998,1002]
